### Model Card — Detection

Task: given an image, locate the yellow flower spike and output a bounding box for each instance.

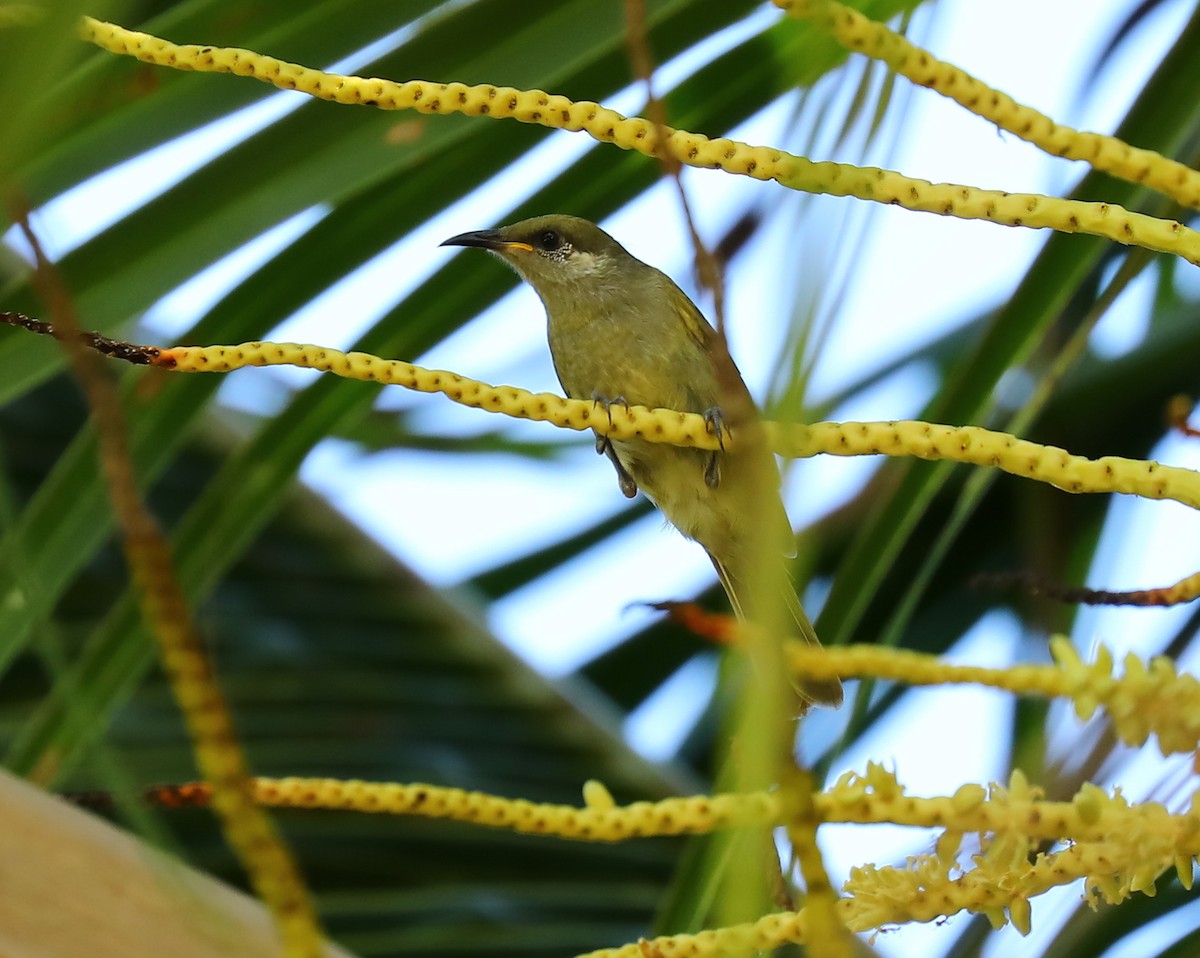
[1057,642,1088,679]
[833,782,869,805]
[1121,652,1149,697]
[577,912,812,958]
[864,762,904,798]
[982,907,1008,930]
[1073,691,1100,722]
[1065,643,1117,720]
[78,18,1200,263]
[1007,769,1039,802]
[781,642,1200,755]
[240,778,783,839]
[773,162,1200,264]
[233,768,1200,935]
[1008,896,1033,937]
[583,780,616,810]
[1143,804,1175,838]
[1176,855,1196,891]
[830,769,871,805]
[935,830,963,865]
[979,832,1033,876]
[1098,873,1132,905]
[951,784,987,814]
[1129,863,1163,897]
[1049,636,1082,670]
[1158,683,1200,754]
[780,0,1200,211]
[1116,718,1152,751]
[152,341,724,448]
[789,422,1200,512]
[18,319,1200,531]
[1073,783,1109,826]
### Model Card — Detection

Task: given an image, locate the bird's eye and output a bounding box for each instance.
[536,229,561,251]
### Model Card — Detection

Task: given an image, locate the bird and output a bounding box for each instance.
[441,215,842,707]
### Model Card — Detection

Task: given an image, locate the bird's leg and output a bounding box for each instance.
[592,392,638,499]
[702,406,728,490]
[704,453,721,490]
[601,440,638,498]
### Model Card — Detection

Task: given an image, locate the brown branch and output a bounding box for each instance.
[0,309,160,364]
[971,571,1181,607]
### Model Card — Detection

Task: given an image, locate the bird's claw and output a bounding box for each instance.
[596,439,637,498]
[702,406,729,450]
[591,392,631,429]
[614,465,638,498]
[591,393,638,498]
[702,406,727,490]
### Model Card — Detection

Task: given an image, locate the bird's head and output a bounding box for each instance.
[441,214,636,297]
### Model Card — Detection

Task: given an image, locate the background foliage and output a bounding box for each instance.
[2,0,1200,955]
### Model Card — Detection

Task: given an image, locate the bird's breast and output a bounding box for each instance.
[546,300,712,412]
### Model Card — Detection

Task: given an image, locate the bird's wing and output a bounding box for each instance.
[662,274,716,350]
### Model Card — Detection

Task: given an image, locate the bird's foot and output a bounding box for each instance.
[590,393,638,498]
[591,392,631,430]
[702,406,729,450]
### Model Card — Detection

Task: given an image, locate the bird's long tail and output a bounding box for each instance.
[710,550,843,708]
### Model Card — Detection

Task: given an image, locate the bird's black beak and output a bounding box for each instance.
[440,229,533,253]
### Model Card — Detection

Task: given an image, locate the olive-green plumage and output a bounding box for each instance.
[442,215,841,707]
